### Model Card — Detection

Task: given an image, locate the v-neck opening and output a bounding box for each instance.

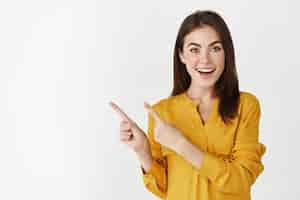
[198,100,217,128]
[181,92,219,128]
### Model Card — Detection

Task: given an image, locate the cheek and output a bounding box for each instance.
[212,54,225,67]
[185,56,199,67]
[216,56,225,75]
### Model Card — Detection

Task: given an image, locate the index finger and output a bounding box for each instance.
[109,101,133,123]
[144,102,162,122]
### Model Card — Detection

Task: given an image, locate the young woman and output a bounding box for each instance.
[110,10,266,200]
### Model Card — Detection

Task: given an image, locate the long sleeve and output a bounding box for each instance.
[195,96,266,194]
[141,107,168,199]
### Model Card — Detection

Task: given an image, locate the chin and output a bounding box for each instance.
[193,80,216,88]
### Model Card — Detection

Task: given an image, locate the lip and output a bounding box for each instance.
[194,68,216,72]
[195,68,216,78]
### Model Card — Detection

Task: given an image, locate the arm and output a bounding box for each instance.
[175,98,266,194]
[136,148,153,173]
[175,136,205,170]
[140,110,168,199]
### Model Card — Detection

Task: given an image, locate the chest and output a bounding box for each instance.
[168,106,239,156]
[197,105,212,125]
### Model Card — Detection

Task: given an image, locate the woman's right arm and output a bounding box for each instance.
[136,146,153,173]
[110,100,168,198]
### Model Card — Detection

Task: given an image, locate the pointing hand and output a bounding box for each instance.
[144,102,184,151]
[109,101,150,154]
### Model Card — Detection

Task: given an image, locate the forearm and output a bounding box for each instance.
[136,148,153,173]
[175,137,204,170]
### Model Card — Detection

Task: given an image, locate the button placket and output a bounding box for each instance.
[189,170,199,200]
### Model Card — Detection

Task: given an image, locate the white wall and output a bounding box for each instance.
[0,0,299,199]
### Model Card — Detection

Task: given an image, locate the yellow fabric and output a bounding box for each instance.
[141,91,266,200]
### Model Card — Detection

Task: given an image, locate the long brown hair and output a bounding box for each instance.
[170,10,240,125]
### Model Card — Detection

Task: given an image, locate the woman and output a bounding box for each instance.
[110,10,266,200]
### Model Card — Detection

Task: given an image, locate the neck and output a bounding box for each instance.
[186,84,216,105]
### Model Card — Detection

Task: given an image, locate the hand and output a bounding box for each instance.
[144,102,185,152]
[109,101,151,154]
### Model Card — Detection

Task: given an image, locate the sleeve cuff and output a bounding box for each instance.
[141,159,161,176]
[141,159,167,197]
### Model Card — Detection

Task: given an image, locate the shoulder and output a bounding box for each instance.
[149,94,181,118]
[239,91,261,117]
[150,95,175,111]
[239,91,260,107]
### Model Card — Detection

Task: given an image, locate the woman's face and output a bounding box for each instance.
[179,25,225,88]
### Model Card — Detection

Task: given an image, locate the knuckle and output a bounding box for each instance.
[120,131,129,135]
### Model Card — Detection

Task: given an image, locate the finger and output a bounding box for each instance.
[109,101,134,123]
[120,134,131,140]
[144,102,161,122]
[120,137,130,142]
[120,134,133,141]
[121,120,129,125]
[120,130,132,136]
[120,126,131,132]
[120,122,131,131]
[121,138,133,146]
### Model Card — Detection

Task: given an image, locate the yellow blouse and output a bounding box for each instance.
[141,91,266,200]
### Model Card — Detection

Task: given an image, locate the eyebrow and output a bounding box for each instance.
[186,41,222,48]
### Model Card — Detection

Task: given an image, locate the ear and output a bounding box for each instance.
[178,49,185,64]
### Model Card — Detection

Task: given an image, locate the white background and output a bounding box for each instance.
[0,0,299,199]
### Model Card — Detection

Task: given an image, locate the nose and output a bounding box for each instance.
[198,50,209,64]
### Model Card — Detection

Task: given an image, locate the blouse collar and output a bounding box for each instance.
[180,91,220,110]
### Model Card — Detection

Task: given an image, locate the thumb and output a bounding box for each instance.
[144,102,161,122]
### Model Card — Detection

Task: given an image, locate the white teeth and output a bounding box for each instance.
[195,68,215,73]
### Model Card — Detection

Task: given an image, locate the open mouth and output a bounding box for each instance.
[195,68,216,75]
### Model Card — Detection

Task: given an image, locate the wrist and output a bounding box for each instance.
[136,149,153,173]
[135,140,151,155]
[136,148,150,159]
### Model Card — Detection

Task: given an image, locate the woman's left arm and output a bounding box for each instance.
[174,98,266,194]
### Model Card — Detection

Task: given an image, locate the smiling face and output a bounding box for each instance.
[179,25,225,89]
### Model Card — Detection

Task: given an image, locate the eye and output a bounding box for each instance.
[190,48,199,53]
[211,46,222,52]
